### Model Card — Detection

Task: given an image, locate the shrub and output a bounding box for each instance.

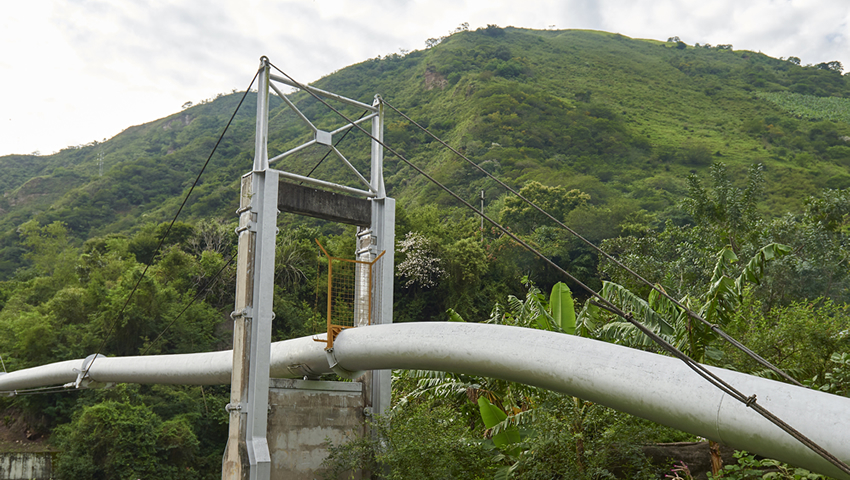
[53,400,200,480]
[322,401,496,479]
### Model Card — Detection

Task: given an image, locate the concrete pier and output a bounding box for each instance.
[268,379,365,480]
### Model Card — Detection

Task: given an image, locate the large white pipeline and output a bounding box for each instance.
[1,322,848,479]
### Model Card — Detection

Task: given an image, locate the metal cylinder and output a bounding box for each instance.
[0,322,848,478]
[332,323,850,480]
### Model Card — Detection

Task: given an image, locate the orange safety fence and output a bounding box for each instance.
[314,239,385,349]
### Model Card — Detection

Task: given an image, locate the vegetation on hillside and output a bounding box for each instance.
[0,26,848,479]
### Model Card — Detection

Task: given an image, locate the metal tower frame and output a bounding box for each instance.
[221,57,394,480]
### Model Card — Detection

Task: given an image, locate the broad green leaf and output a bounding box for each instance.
[575,301,602,337]
[478,396,507,428]
[703,243,791,325]
[710,246,738,283]
[494,463,520,480]
[647,284,682,323]
[478,397,520,447]
[549,282,576,334]
[601,282,674,336]
[447,308,466,322]
[738,243,792,287]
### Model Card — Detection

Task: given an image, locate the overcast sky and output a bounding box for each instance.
[2,0,848,157]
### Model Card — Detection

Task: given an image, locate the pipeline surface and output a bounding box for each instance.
[0,322,847,478]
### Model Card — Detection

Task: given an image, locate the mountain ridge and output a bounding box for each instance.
[0,26,848,276]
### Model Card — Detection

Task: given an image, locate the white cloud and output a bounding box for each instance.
[595,0,850,65]
[1,0,848,157]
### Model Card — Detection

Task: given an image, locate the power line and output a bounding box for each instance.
[83,69,261,379]
[266,62,850,476]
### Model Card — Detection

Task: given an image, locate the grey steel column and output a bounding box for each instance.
[222,58,277,480]
[368,95,394,416]
[369,197,394,416]
[370,96,385,198]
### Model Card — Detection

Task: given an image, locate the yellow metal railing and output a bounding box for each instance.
[314,239,384,349]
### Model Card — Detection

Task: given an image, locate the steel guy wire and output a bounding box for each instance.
[140,253,237,356]
[84,69,261,379]
[380,99,803,388]
[302,110,369,181]
[1,384,83,397]
[266,61,850,476]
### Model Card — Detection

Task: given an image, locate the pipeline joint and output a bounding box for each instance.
[71,353,106,389]
[325,347,364,380]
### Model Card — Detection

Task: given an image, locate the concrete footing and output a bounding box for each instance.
[0,452,54,480]
[268,379,366,480]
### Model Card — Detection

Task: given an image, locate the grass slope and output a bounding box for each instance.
[0,27,847,277]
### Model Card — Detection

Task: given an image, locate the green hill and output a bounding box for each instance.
[1,27,850,478]
[1,28,848,257]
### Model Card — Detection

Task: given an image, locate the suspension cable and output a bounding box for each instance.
[380,99,802,388]
[266,62,850,476]
[84,69,261,378]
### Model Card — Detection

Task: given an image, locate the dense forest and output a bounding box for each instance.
[1,26,849,479]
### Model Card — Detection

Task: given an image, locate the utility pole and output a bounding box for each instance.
[222,57,278,480]
[480,190,485,241]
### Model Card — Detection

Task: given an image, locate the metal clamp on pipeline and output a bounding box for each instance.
[325,347,364,380]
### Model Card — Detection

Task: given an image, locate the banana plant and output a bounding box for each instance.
[578,243,790,476]
[578,242,791,361]
[415,282,581,480]
[486,280,575,334]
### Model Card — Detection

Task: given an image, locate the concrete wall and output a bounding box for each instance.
[268,378,365,480]
[0,452,53,480]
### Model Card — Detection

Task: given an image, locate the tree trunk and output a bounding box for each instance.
[709,439,723,476]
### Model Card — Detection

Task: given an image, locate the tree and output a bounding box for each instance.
[581,242,790,477]
[17,220,76,279]
[396,231,445,288]
[805,187,850,232]
[500,181,590,234]
[722,296,850,384]
[483,24,505,36]
[682,162,764,253]
[588,242,790,359]
[322,401,497,479]
[53,398,202,480]
[753,188,850,305]
[816,61,843,73]
[787,56,801,65]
